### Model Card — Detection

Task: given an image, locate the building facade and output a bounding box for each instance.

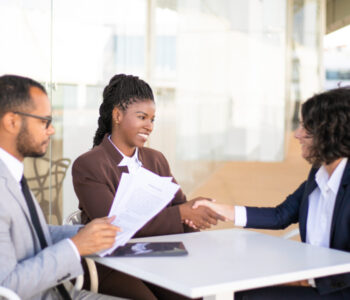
[0,0,325,223]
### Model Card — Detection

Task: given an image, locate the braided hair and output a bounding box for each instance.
[93,74,154,147]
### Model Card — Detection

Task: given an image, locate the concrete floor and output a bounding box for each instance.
[189,133,310,237]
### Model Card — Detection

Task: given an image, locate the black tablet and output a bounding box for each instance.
[108,242,188,257]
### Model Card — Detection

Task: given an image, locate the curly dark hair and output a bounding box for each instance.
[0,74,46,117]
[93,74,154,147]
[301,86,350,166]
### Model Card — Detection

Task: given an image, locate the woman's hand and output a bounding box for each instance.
[179,197,225,230]
[192,200,235,222]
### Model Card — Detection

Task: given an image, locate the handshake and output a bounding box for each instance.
[70,198,235,257]
[179,198,235,230]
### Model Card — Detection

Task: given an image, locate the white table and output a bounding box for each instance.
[93,229,350,299]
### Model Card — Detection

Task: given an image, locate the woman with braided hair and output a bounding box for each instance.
[72,74,223,299]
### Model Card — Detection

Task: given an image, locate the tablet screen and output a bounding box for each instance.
[108,242,188,257]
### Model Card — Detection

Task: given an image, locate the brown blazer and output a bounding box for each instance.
[72,134,195,237]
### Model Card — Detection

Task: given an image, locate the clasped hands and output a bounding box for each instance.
[179,198,234,230]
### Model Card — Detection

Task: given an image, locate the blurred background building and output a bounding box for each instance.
[1,0,349,227]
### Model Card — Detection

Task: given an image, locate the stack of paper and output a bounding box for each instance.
[99,167,180,257]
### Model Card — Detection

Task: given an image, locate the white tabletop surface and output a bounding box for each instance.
[93,229,350,299]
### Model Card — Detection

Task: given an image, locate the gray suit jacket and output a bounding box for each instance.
[0,160,83,300]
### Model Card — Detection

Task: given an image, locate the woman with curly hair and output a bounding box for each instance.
[194,87,350,299]
[72,74,222,299]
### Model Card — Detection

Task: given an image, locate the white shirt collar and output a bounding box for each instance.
[108,136,142,171]
[0,147,23,183]
[315,158,348,195]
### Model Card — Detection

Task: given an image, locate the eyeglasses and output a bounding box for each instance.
[13,111,52,129]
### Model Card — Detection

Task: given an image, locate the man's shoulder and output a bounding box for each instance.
[0,161,19,199]
[0,159,14,180]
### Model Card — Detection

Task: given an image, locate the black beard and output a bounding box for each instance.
[16,120,46,158]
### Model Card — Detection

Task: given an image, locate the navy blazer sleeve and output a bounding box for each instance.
[245,181,306,230]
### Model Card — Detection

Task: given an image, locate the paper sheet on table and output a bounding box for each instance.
[98,167,180,257]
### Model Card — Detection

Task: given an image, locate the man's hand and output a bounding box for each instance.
[179,197,226,230]
[71,216,121,256]
[192,200,235,222]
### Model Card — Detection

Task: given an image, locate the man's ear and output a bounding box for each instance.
[112,107,123,125]
[1,112,21,134]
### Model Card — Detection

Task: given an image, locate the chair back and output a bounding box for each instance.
[64,210,82,225]
[0,286,21,300]
[63,209,99,293]
[25,157,71,224]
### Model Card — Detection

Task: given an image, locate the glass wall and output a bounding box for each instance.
[0,0,324,224]
[152,0,288,192]
[286,0,324,133]
[0,0,55,221]
[324,24,350,90]
[51,0,148,219]
[151,0,324,191]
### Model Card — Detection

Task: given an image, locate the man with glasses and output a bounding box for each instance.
[0,74,122,300]
[13,111,52,128]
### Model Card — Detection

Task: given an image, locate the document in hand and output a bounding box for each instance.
[98,167,180,257]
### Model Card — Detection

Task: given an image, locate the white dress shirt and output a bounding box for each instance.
[108,135,142,173]
[306,158,347,247]
[0,147,80,259]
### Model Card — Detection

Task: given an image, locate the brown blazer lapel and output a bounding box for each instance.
[101,135,131,174]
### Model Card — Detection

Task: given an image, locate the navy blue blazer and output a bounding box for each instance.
[245,160,350,296]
